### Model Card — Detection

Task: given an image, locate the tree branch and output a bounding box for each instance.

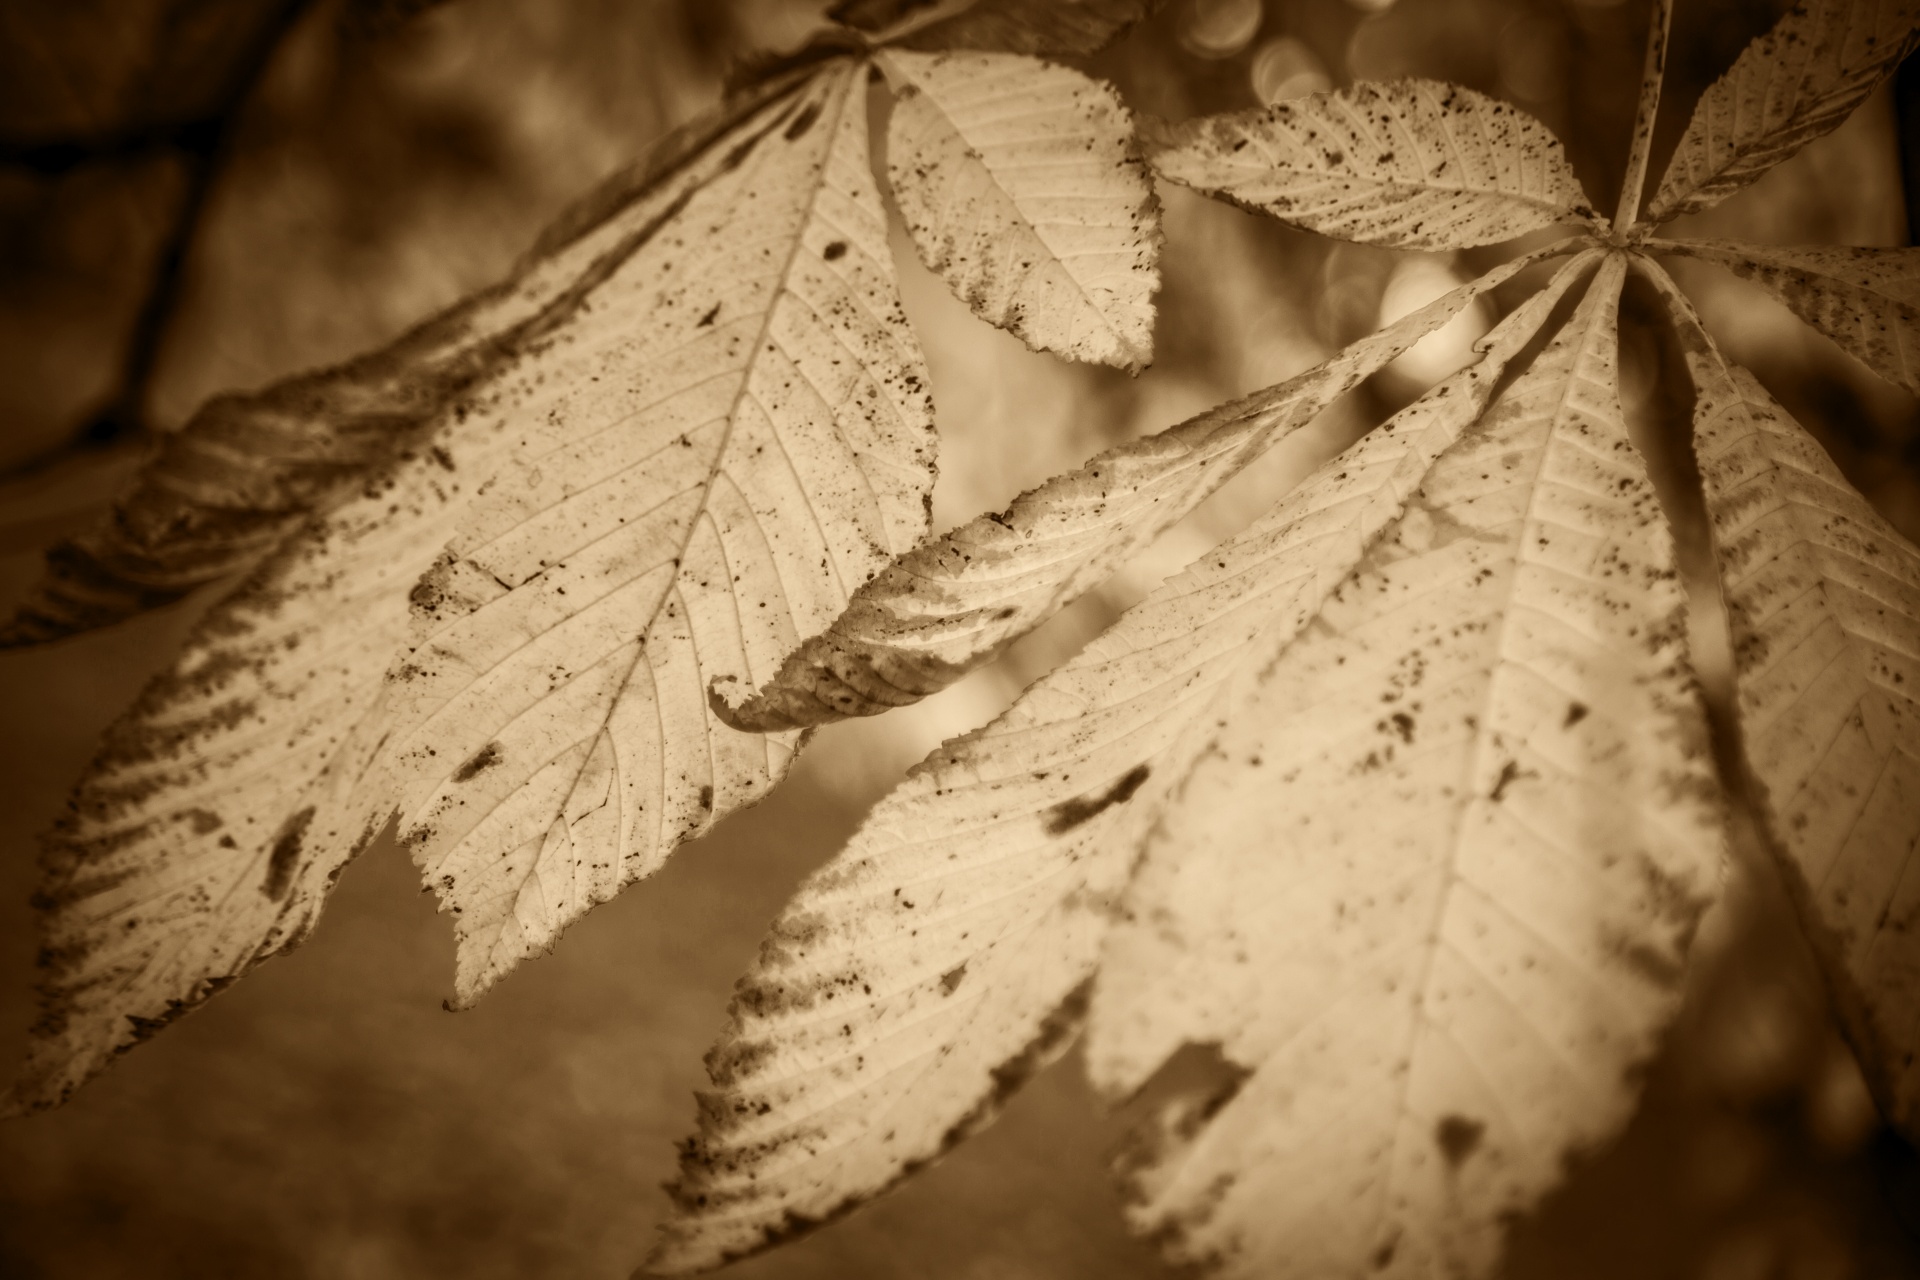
[0,0,317,480]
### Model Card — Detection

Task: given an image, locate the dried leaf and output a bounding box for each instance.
[1087,253,1721,1279]
[715,244,1577,732]
[6,64,934,1108]
[1643,0,1920,225]
[648,255,1593,1275]
[894,0,1168,57]
[1644,261,1920,1136]
[1146,79,1599,250]
[878,49,1160,370]
[1653,238,1920,396]
[371,63,936,1006]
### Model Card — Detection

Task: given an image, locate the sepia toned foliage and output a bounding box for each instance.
[4,0,1919,1277]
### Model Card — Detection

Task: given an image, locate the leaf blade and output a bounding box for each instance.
[879,49,1161,370]
[1086,252,1723,1278]
[1642,259,1920,1137]
[1147,79,1599,250]
[373,62,938,1005]
[1643,0,1920,225]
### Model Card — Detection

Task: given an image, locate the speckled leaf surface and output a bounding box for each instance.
[1085,254,1723,1280]
[647,256,1589,1276]
[715,245,1574,732]
[1645,262,1920,1137]
[1146,79,1599,250]
[2,79,805,1111]
[879,50,1160,370]
[1642,0,1920,225]
[1653,239,1920,396]
[369,62,936,1007]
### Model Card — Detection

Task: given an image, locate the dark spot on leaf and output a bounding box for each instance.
[940,963,967,995]
[783,101,822,140]
[1489,760,1527,802]
[454,742,502,782]
[939,980,1091,1153]
[700,784,714,810]
[262,807,315,901]
[1436,1114,1485,1166]
[186,809,223,835]
[823,240,848,260]
[1564,701,1589,728]
[1043,764,1150,835]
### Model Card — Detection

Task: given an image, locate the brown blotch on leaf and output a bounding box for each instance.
[454,742,502,782]
[1563,700,1589,727]
[1043,764,1150,835]
[939,963,967,995]
[940,979,1092,1153]
[262,807,316,901]
[823,240,848,261]
[1435,1113,1485,1166]
[783,100,823,141]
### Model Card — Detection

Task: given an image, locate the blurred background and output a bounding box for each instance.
[1,0,1918,1275]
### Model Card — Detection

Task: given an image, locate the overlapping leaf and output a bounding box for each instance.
[1146,79,1600,250]
[714,244,1576,732]
[1644,263,1920,1135]
[369,62,937,1006]
[1086,254,1721,1279]
[1,94,801,1111]
[1642,0,1920,225]
[1652,239,1920,396]
[649,255,1596,1275]
[878,49,1160,370]
[8,62,940,1104]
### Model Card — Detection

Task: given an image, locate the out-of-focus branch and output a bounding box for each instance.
[0,0,317,480]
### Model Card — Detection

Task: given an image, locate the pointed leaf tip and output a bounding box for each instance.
[1644,0,1920,225]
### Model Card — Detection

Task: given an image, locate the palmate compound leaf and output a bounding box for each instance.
[1640,262,1920,1136]
[1649,238,1920,397]
[371,61,937,1007]
[649,250,1641,1275]
[877,49,1160,371]
[1641,0,1920,227]
[1145,79,1601,251]
[1085,251,1722,1279]
[8,60,937,1109]
[0,68,816,650]
[714,242,1580,732]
